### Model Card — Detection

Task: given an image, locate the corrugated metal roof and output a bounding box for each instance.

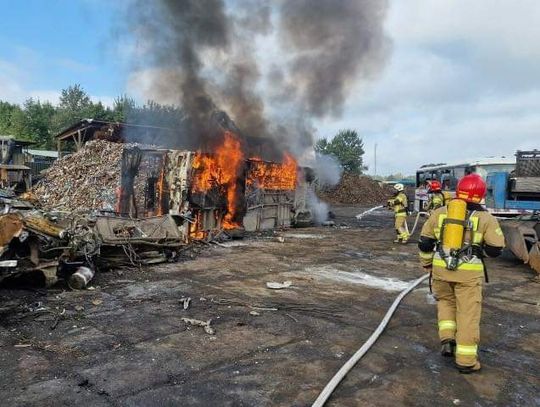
[26,149,59,158]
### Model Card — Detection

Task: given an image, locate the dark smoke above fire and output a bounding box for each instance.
[126,0,390,161]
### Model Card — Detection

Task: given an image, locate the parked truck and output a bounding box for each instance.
[486,150,540,274]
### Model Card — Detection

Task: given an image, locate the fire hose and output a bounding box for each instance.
[408,211,427,237]
[356,206,427,237]
[311,273,429,407]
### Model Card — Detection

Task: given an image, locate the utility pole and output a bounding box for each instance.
[374,143,377,176]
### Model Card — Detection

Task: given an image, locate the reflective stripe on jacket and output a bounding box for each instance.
[391,192,408,215]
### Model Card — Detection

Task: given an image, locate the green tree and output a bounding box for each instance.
[315,129,365,174]
[51,84,94,134]
[0,101,24,135]
[112,95,137,122]
[0,84,188,148]
[58,84,91,112]
[22,99,56,148]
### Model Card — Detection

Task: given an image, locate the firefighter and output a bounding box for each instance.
[388,183,409,243]
[426,180,446,213]
[418,174,505,373]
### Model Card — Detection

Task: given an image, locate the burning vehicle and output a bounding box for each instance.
[117,132,312,240]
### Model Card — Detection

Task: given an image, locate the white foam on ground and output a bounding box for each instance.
[218,241,250,247]
[305,265,410,292]
[282,233,325,239]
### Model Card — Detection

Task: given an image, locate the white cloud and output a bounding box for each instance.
[315,0,540,175]
[388,0,540,60]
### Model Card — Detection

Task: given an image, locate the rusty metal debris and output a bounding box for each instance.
[0,204,185,288]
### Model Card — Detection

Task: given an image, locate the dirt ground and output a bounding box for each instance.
[1,206,539,407]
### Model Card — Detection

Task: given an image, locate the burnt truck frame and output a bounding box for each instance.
[116,147,314,241]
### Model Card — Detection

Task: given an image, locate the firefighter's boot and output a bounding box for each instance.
[440,339,456,357]
[456,361,481,374]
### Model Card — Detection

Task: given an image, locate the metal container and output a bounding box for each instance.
[68,266,95,290]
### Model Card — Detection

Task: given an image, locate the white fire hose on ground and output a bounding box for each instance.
[311,273,430,407]
[355,205,427,238]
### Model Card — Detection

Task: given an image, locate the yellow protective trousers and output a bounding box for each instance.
[394,214,409,241]
[432,278,483,367]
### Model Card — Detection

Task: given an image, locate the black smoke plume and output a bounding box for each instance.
[125,0,390,159]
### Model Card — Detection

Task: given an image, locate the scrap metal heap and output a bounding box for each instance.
[32,140,125,211]
[1,133,314,288]
[0,209,185,288]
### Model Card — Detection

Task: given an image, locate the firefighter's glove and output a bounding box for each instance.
[422,265,432,274]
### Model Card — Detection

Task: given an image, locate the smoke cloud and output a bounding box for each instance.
[278,0,390,118]
[125,0,390,157]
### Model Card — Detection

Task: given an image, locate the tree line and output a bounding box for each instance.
[0,84,185,150]
[1,84,367,175]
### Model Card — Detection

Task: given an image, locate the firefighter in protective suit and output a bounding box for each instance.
[418,174,505,373]
[388,183,409,243]
[426,180,446,213]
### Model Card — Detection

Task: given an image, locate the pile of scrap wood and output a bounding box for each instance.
[32,140,125,211]
[318,173,393,205]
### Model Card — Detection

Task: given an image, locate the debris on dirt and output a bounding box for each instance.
[318,173,392,205]
[179,297,192,310]
[249,310,260,316]
[181,317,215,335]
[266,281,292,289]
[50,308,65,330]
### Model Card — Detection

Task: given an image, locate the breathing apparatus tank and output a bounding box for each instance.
[441,198,467,270]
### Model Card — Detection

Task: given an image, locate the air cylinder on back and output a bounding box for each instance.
[442,199,467,250]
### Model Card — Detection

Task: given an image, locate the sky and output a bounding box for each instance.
[0,0,539,175]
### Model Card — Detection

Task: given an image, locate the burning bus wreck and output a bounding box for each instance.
[110,131,313,240]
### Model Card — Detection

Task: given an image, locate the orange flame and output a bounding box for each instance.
[189,211,206,239]
[247,153,297,190]
[191,131,244,230]
[156,166,166,216]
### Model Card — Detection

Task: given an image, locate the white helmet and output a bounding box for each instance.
[393,183,404,192]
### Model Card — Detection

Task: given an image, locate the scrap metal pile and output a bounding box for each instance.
[1,129,313,289]
[1,139,188,289]
[0,208,186,288]
[32,140,125,211]
[318,173,393,206]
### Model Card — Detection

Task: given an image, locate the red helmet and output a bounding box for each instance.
[428,180,442,192]
[456,174,486,203]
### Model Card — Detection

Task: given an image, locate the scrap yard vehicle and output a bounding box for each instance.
[486,150,540,273]
[414,158,515,212]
